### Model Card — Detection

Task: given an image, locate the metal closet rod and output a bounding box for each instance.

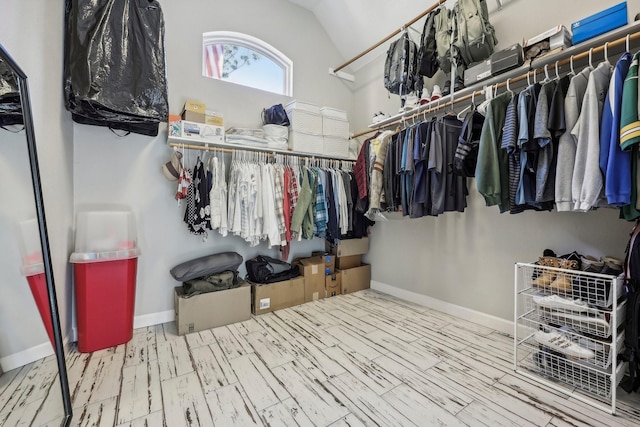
[168,142,355,163]
[352,30,640,140]
[333,0,446,73]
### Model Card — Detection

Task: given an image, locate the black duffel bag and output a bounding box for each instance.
[246,255,300,284]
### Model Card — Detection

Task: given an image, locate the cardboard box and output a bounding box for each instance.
[251,276,305,315]
[205,110,224,127]
[297,257,326,302]
[571,2,627,44]
[336,255,361,270]
[325,272,342,297]
[311,252,335,274]
[169,120,225,144]
[326,237,369,257]
[523,26,572,60]
[181,100,206,123]
[174,284,251,335]
[340,264,371,294]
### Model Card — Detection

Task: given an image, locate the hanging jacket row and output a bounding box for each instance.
[476,49,640,219]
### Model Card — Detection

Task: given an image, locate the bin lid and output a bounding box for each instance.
[69,247,141,263]
[20,262,44,276]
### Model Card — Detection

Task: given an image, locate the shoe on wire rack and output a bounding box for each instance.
[533,294,591,312]
[534,330,595,359]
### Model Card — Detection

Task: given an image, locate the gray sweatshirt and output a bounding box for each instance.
[555,67,591,212]
[572,61,612,212]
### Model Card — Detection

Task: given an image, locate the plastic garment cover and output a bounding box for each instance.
[64,0,168,136]
[0,60,23,126]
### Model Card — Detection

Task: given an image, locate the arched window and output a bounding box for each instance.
[203,31,293,96]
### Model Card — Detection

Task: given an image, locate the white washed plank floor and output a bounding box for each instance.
[1,289,640,426]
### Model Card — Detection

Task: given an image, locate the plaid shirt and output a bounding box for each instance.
[273,165,286,241]
[314,170,327,237]
[288,167,299,219]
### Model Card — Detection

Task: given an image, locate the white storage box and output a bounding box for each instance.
[289,130,323,154]
[18,219,43,276]
[170,120,225,144]
[70,210,140,263]
[323,136,349,158]
[322,117,350,139]
[287,109,322,135]
[320,107,348,121]
[285,100,321,114]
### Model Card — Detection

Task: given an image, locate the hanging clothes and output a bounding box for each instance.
[555,66,592,212]
[601,52,632,207]
[572,61,613,212]
[476,91,512,212]
[620,51,640,221]
[184,158,211,238]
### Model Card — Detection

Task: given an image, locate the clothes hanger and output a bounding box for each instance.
[543,64,550,83]
[627,34,631,53]
[570,55,575,76]
[604,42,609,63]
[589,48,594,68]
[456,91,476,121]
[554,61,560,80]
[506,79,513,96]
[527,70,531,86]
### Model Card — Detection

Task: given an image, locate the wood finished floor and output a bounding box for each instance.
[1,289,640,426]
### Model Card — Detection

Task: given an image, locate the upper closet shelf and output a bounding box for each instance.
[367,20,640,131]
[167,136,355,161]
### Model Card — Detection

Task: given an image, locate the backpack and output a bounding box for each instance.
[452,109,484,177]
[417,9,441,78]
[452,0,498,67]
[621,220,640,393]
[384,32,421,96]
[182,270,240,297]
[245,255,301,284]
[434,7,455,74]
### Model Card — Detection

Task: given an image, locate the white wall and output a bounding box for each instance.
[0,1,74,364]
[73,0,354,320]
[354,0,640,322]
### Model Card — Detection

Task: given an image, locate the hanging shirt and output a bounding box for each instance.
[476,92,513,212]
[620,51,640,220]
[555,66,592,212]
[572,61,613,212]
[601,52,632,207]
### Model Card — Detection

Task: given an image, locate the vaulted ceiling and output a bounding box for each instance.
[287,0,437,71]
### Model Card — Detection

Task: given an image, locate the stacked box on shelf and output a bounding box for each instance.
[286,100,323,154]
[321,107,349,158]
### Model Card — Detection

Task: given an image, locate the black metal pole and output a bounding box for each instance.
[0,43,73,426]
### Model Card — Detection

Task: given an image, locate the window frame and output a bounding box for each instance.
[202,31,293,96]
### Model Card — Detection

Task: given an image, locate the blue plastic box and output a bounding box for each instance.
[571,2,628,44]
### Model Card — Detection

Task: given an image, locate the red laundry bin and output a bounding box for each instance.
[70,210,140,353]
[73,258,138,353]
[26,272,55,349]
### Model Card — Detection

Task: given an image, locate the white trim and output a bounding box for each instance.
[370,281,513,335]
[202,30,293,96]
[0,342,54,372]
[133,310,175,329]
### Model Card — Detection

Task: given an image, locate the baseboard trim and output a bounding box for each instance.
[133,310,175,329]
[2,310,175,371]
[0,341,54,372]
[370,281,513,335]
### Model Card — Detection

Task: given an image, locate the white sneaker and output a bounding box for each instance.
[533,294,590,312]
[534,330,595,359]
[403,94,419,111]
[542,311,611,337]
[431,85,442,101]
[420,88,431,105]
